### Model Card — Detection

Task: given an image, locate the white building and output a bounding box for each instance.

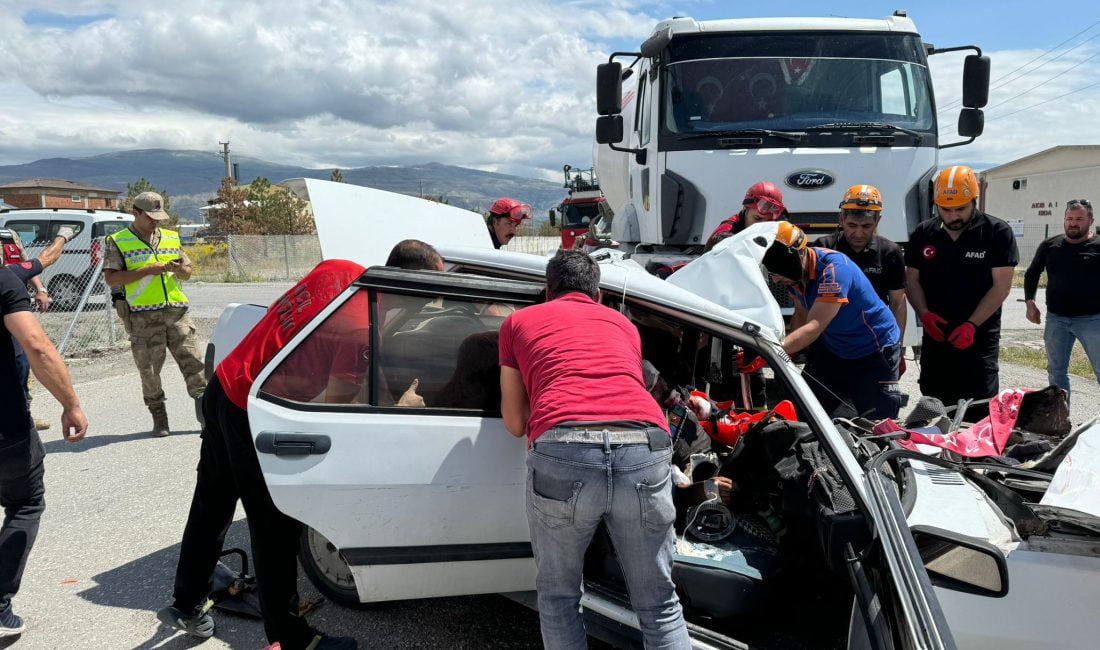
[980,145,1100,261]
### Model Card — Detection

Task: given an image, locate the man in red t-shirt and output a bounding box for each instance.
[499,249,690,649]
[159,241,443,650]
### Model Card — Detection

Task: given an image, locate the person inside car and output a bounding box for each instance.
[158,240,443,650]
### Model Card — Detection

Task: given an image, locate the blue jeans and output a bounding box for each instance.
[526,431,690,650]
[1045,312,1100,399]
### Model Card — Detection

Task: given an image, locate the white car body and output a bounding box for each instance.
[210,181,1100,649]
[0,208,133,309]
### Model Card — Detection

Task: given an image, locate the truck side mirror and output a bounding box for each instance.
[597,62,623,116]
[548,209,556,227]
[595,115,624,145]
[912,527,1008,597]
[962,55,990,108]
[958,108,985,138]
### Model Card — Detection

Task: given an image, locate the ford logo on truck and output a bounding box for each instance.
[785,170,835,190]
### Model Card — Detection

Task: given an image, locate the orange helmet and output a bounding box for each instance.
[933,165,980,208]
[839,184,883,211]
[763,222,808,281]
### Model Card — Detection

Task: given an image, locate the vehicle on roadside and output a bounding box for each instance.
[547,165,609,250]
[207,180,1100,650]
[0,207,133,310]
[592,11,990,345]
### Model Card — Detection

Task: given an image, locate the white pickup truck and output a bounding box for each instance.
[208,180,1100,649]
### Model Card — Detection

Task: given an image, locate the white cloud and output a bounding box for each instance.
[3,3,1100,180]
[929,43,1100,167]
[0,0,657,177]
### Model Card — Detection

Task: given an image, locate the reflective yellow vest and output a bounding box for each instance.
[110,227,189,312]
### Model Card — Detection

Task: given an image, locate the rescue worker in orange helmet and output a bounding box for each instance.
[905,165,1018,418]
[761,222,902,419]
[704,181,787,251]
[813,184,908,359]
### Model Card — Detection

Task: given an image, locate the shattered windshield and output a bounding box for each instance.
[663,32,934,135]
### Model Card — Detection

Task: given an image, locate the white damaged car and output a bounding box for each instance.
[208,180,1100,649]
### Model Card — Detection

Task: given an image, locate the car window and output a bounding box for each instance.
[93,220,133,238]
[260,290,372,404]
[4,220,49,245]
[49,220,85,239]
[376,291,515,412]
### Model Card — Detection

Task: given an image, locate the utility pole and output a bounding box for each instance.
[419,179,424,198]
[219,141,232,182]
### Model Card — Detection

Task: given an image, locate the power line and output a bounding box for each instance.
[986,77,1100,122]
[937,20,1100,114]
[982,48,1100,114]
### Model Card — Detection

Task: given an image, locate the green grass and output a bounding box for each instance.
[1001,344,1094,378]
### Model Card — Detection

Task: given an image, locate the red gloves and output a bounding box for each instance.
[920,311,949,342]
[948,321,977,350]
[899,357,906,377]
[737,350,766,374]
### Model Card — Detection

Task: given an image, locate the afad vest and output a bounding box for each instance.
[0,228,23,265]
[109,227,188,312]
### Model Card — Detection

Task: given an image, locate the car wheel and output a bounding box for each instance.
[299,526,365,608]
[48,275,83,311]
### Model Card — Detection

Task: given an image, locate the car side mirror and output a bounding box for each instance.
[596,62,623,116]
[912,527,1008,597]
[962,54,990,108]
[548,209,556,227]
[595,115,624,145]
[958,108,985,138]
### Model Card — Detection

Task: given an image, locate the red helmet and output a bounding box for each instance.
[743,181,786,219]
[489,197,532,224]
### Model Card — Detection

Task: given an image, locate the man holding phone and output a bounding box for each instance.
[103,192,206,437]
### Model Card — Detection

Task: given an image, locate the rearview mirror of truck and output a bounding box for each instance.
[962,55,991,108]
[597,62,623,116]
[595,115,624,145]
[912,527,1008,597]
[548,209,556,226]
[958,108,985,138]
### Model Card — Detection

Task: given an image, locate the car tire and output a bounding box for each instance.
[298,526,366,608]
[48,274,83,311]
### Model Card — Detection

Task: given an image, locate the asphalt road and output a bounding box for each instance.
[11,282,1099,649]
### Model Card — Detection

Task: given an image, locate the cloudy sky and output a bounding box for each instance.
[0,0,1097,179]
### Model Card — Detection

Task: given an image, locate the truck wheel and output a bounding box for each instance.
[299,526,364,608]
[48,275,82,311]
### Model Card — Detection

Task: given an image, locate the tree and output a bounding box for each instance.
[246,177,315,235]
[330,169,345,183]
[204,177,252,235]
[205,177,315,236]
[124,177,179,226]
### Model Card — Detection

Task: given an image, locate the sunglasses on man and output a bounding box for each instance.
[1067,198,1092,208]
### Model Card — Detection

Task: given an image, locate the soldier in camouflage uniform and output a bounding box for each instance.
[103,192,206,437]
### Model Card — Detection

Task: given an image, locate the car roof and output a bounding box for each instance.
[0,208,132,223]
[438,245,782,343]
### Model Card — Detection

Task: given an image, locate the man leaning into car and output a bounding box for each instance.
[499,249,691,649]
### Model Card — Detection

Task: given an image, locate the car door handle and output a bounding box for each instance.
[255,432,332,456]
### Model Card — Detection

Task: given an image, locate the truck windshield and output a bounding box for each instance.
[663,32,934,136]
[561,202,602,229]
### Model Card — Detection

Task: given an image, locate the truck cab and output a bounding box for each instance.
[594,12,989,265]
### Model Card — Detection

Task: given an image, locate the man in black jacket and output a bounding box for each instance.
[1024,198,1100,400]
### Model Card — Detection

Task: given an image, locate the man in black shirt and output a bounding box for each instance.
[1023,199,1100,400]
[905,166,1018,416]
[0,265,88,636]
[813,184,907,338]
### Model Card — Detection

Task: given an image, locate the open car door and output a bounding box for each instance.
[854,448,958,650]
[247,268,545,602]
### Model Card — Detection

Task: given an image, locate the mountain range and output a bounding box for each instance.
[0,149,569,222]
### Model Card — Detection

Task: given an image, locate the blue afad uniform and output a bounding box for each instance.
[791,248,902,419]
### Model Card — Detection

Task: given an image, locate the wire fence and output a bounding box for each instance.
[20,235,127,358]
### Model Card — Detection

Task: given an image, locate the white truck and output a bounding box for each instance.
[593,10,989,294]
